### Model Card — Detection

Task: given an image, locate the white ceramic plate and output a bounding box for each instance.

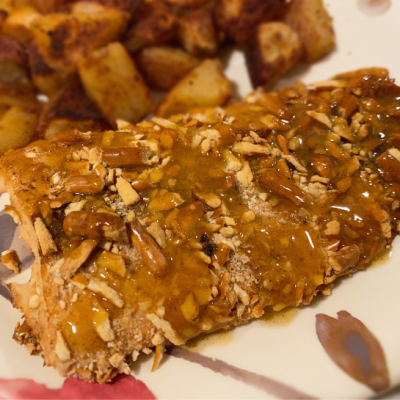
[1,1,400,398]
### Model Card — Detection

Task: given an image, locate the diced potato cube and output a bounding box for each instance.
[0,106,37,153]
[245,22,302,88]
[69,1,108,14]
[2,6,41,45]
[30,0,68,14]
[164,0,212,8]
[0,36,30,87]
[156,59,233,118]
[214,0,282,44]
[71,0,142,13]
[28,42,65,96]
[95,0,142,12]
[135,46,199,91]
[79,42,154,126]
[37,79,110,140]
[283,0,335,63]
[0,0,14,13]
[123,1,178,53]
[0,82,39,110]
[179,9,218,57]
[31,10,130,76]
[0,10,7,29]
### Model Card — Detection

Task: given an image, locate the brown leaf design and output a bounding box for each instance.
[316,310,390,393]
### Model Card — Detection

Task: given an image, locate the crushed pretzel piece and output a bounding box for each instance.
[1,250,20,273]
[116,177,140,206]
[34,218,57,256]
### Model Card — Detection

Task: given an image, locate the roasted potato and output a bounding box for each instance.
[156,58,233,118]
[179,8,218,57]
[29,0,68,14]
[245,22,302,89]
[79,42,154,126]
[0,36,31,86]
[72,0,143,12]
[31,10,130,77]
[0,0,13,12]
[0,9,7,28]
[28,42,65,96]
[164,0,215,9]
[0,82,39,109]
[37,79,110,140]
[0,106,38,153]
[2,6,41,45]
[69,1,108,13]
[123,1,178,54]
[283,0,335,63]
[214,0,282,44]
[0,104,9,120]
[135,46,199,91]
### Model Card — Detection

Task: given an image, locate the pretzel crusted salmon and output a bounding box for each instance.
[1,68,400,382]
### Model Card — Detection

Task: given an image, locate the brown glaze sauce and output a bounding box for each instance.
[3,68,400,377]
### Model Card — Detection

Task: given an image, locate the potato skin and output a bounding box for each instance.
[0,36,31,87]
[164,0,215,8]
[2,6,41,46]
[31,11,130,76]
[214,0,282,44]
[36,78,111,140]
[28,42,65,96]
[123,1,178,54]
[135,46,200,91]
[79,42,154,126]
[179,8,218,57]
[156,58,233,118]
[0,82,39,110]
[245,22,302,89]
[0,10,8,30]
[79,0,143,12]
[30,0,69,13]
[283,0,335,63]
[0,106,38,154]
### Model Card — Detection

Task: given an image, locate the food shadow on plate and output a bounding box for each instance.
[0,211,35,296]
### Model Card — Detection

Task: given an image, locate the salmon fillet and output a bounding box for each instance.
[1,68,400,382]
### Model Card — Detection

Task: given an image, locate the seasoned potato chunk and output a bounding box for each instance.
[283,0,335,63]
[0,0,14,13]
[0,82,39,110]
[79,42,154,126]
[37,79,110,140]
[246,22,302,88]
[214,0,281,44]
[31,10,130,76]
[0,36,30,87]
[30,0,68,14]
[179,8,218,57]
[69,1,108,13]
[156,58,233,118]
[0,106,37,153]
[123,1,178,54]
[0,10,7,28]
[2,6,41,45]
[135,46,199,91]
[28,42,65,96]
[86,0,142,12]
[164,0,214,8]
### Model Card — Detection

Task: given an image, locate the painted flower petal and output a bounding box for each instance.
[316,310,390,393]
